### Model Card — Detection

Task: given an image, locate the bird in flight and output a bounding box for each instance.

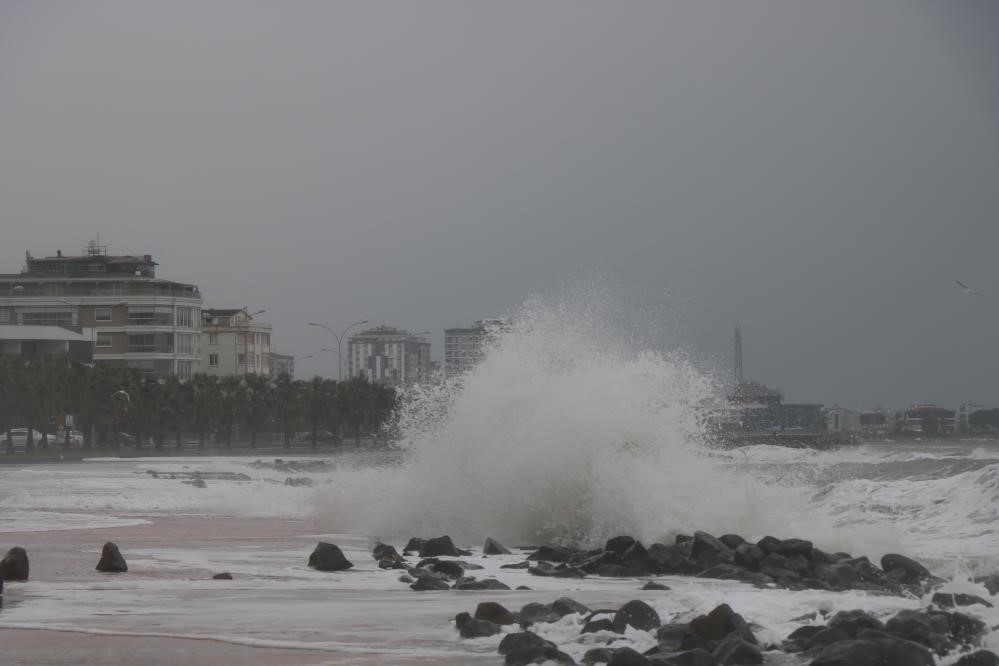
[956,280,981,295]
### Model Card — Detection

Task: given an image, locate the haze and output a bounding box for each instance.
[1,1,997,408]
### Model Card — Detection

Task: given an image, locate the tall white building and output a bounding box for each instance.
[443,319,506,377]
[200,308,271,377]
[346,326,430,387]
[0,244,202,379]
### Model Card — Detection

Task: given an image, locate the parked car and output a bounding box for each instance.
[2,428,58,453]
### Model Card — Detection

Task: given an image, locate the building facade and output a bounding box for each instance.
[270,352,296,379]
[346,326,431,387]
[0,244,202,379]
[200,308,272,377]
[443,319,506,377]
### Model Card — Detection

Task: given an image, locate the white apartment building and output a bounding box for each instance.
[346,326,430,387]
[200,308,272,377]
[443,319,506,377]
[0,244,202,379]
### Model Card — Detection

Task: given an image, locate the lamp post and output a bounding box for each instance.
[307,319,368,380]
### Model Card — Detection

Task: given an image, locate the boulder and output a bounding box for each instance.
[654,648,718,666]
[954,651,999,666]
[519,602,562,625]
[648,543,692,574]
[475,601,516,625]
[582,648,617,664]
[620,541,656,575]
[553,596,591,617]
[498,631,551,655]
[718,534,746,550]
[455,578,511,590]
[409,572,449,590]
[419,535,461,557]
[505,646,575,665]
[581,618,616,634]
[826,610,885,638]
[96,541,128,573]
[212,572,233,580]
[691,532,734,567]
[656,623,691,651]
[776,539,813,558]
[733,544,765,570]
[528,562,586,578]
[755,536,781,554]
[484,537,512,555]
[527,545,575,562]
[607,647,651,665]
[807,627,850,649]
[643,581,670,591]
[307,542,354,572]
[688,604,756,644]
[403,537,426,554]
[0,547,29,581]
[712,633,762,665]
[607,536,638,554]
[932,592,993,608]
[372,542,403,562]
[460,618,502,638]
[613,599,661,632]
[880,554,931,583]
[418,558,465,579]
[809,638,934,666]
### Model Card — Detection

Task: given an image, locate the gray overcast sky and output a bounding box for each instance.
[2,1,997,409]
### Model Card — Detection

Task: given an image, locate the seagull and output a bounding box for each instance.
[956,280,981,295]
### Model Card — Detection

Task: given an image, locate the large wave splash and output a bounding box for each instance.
[314,293,813,547]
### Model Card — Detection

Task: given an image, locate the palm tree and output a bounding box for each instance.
[243,374,272,448]
[272,374,301,449]
[303,376,336,448]
[189,374,220,448]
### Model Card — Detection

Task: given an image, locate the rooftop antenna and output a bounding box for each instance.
[734,325,743,385]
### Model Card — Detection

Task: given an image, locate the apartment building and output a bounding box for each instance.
[0,244,202,379]
[200,308,271,377]
[346,326,430,387]
[443,319,506,377]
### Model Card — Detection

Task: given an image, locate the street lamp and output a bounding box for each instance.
[308,319,368,380]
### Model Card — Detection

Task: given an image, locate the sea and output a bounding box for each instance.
[1,300,997,664]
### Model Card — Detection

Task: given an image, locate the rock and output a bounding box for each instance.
[475,601,516,625]
[0,547,29,581]
[621,541,657,575]
[419,535,461,558]
[656,623,691,651]
[403,537,426,554]
[95,541,128,573]
[398,574,413,583]
[696,564,774,586]
[884,609,950,653]
[553,596,591,617]
[712,633,762,665]
[460,618,502,638]
[307,542,354,572]
[932,592,993,608]
[454,611,472,629]
[649,543,694,574]
[188,478,207,488]
[505,646,576,665]
[607,647,651,665]
[643,581,670,590]
[502,560,531,569]
[777,539,813,558]
[527,545,575,562]
[691,532,734,566]
[484,537,512,555]
[880,554,931,582]
[455,578,511,590]
[954,651,999,666]
[498,631,551,655]
[807,627,850,649]
[528,562,586,578]
[599,564,646,577]
[809,638,934,666]
[812,563,858,590]
[689,604,756,644]
[607,536,637,553]
[372,542,403,561]
[581,618,616,634]
[212,572,233,580]
[733,544,765,570]
[613,599,661,632]
[654,648,718,666]
[284,477,313,487]
[826,610,885,638]
[409,572,449,590]
[519,602,562,625]
[844,557,883,585]
[755,536,781,554]
[718,534,746,550]
[582,647,617,664]
[975,573,999,595]
[418,558,465,579]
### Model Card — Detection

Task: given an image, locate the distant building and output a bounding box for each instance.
[270,352,296,379]
[777,403,825,431]
[860,410,892,438]
[826,406,862,433]
[444,319,507,377]
[0,243,202,379]
[901,404,956,435]
[346,326,431,387]
[200,308,271,377]
[0,324,94,364]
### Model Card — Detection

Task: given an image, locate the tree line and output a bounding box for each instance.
[0,356,399,452]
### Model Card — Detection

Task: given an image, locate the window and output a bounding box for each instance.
[96,333,113,347]
[209,353,219,367]
[237,353,246,366]
[0,309,8,324]
[95,307,112,322]
[177,361,193,381]
[42,283,64,296]
[22,311,74,327]
[236,333,245,344]
[99,282,125,296]
[176,333,194,354]
[208,332,218,345]
[128,306,173,326]
[176,307,193,328]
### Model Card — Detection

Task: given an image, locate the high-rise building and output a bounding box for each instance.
[443,319,506,377]
[0,243,202,379]
[346,326,430,387]
[270,351,296,379]
[200,308,271,377]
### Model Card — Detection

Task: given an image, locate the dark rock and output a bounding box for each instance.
[807,627,850,649]
[689,604,756,644]
[613,599,661,632]
[880,553,931,582]
[975,573,999,595]
[786,626,823,642]
[582,618,617,634]
[855,628,896,641]
[582,647,617,664]
[528,545,575,562]
[502,560,531,569]
[643,581,670,590]
[656,623,691,651]
[398,574,413,583]
[284,476,313,487]
[455,577,511,590]
[712,633,762,665]
[648,543,692,574]
[372,542,403,562]
[0,547,29,581]
[947,611,988,649]
[212,572,233,580]
[809,638,934,666]
[718,535,746,550]
[759,552,809,575]
[932,592,993,608]
[419,535,461,558]
[484,537,512,555]
[307,542,354,572]
[755,536,781,554]
[553,596,591,617]
[696,564,774,586]
[409,572,449,590]
[418,558,465,579]
[529,562,586,578]
[733,544,765,570]
[812,563,858,590]
[403,537,426,554]
[954,651,999,666]
[607,536,638,554]
[826,609,885,638]
[777,539,813,558]
[378,557,405,570]
[607,647,651,665]
[884,609,950,653]
[599,564,646,577]
[621,542,656,575]
[454,611,472,629]
[498,630,551,654]
[505,645,576,665]
[96,541,128,573]
[475,601,516,625]
[691,532,734,566]
[654,648,718,666]
[844,557,884,585]
[460,618,502,638]
[520,602,562,625]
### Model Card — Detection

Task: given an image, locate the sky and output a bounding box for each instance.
[1,1,997,409]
